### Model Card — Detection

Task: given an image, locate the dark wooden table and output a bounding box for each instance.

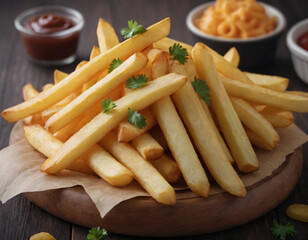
[0,0,307,239]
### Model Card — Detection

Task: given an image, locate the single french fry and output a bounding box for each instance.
[90,46,101,60]
[172,78,246,197]
[223,47,240,67]
[154,37,252,83]
[24,125,94,175]
[221,75,308,112]
[117,108,156,142]
[46,53,148,133]
[151,52,169,79]
[42,83,53,91]
[23,84,39,101]
[192,43,259,172]
[75,60,88,70]
[24,125,133,186]
[244,72,289,92]
[258,106,294,128]
[54,70,68,84]
[41,73,186,173]
[151,154,182,183]
[2,17,171,122]
[151,97,210,197]
[286,90,308,98]
[97,18,119,52]
[99,131,176,205]
[244,127,274,151]
[131,132,164,161]
[230,96,280,149]
[150,125,169,151]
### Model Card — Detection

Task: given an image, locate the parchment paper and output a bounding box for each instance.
[0,121,307,218]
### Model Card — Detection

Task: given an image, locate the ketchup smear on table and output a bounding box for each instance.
[298,31,308,51]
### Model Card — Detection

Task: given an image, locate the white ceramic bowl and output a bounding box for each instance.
[287,18,308,84]
[186,1,286,69]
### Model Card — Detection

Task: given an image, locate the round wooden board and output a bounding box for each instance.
[23,148,303,237]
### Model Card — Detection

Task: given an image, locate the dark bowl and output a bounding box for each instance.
[186,2,286,70]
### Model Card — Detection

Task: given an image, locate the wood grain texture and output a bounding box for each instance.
[0,0,308,239]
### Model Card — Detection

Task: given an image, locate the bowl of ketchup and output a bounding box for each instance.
[287,18,308,84]
[15,6,84,66]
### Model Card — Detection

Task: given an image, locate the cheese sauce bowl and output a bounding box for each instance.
[15,5,84,66]
[186,2,286,70]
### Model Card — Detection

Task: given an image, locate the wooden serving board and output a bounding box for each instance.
[23,148,303,237]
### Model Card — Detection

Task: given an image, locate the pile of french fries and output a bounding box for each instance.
[2,17,308,205]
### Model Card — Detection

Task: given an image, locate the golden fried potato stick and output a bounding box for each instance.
[41,73,186,173]
[24,125,133,186]
[23,84,39,101]
[257,106,294,128]
[42,83,53,91]
[244,127,274,151]
[46,53,148,133]
[171,59,234,164]
[230,96,280,149]
[100,131,176,205]
[117,108,157,142]
[75,60,88,70]
[223,47,240,67]
[2,17,171,122]
[131,132,164,161]
[97,18,119,52]
[54,70,68,84]
[24,125,94,175]
[150,125,169,151]
[154,37,252,83]
[172,74,246,197]
[244,72,289,92]
[221,75,308,112]
[151,154,182,183]
[151,97,210,197]
[90,46,101,60]
[192,43,259,172]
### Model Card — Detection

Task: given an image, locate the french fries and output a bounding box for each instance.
[41,73,186,173]
[3,17,308,205]
[230,96,280,149]
[1,17,171,122]
[100,131,176,205]
[192,43,259,172]
[131,132,164,161]
[46,53,148,133]
[97,18,119,52]
[221,75,308,112]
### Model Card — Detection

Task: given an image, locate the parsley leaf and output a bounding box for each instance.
[128,108,147,129]
[270,220,297,240]
[101,98,117,113]
[169,43,189,64]
[126,74,148,89]
[191,77,211,106]
[87,227,108,240]
[121,20,146,39]
[108,58,123,73]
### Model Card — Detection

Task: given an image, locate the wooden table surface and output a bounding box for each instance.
[0,0,308,239]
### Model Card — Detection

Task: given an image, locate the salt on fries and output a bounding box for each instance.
[2,17,308,205]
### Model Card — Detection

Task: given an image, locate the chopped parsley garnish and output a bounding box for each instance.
[128,108,147,129]
[191,77,211,106]
[108,58,123,73]
[101,98,117,113]
[270,220,297,240]
[169,43,189,64]
[87,227,108,240]
[126,74,148,89]
[121,20,146,39]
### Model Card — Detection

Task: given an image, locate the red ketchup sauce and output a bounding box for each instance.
[21,14,79,61]
[297,31,308,51]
